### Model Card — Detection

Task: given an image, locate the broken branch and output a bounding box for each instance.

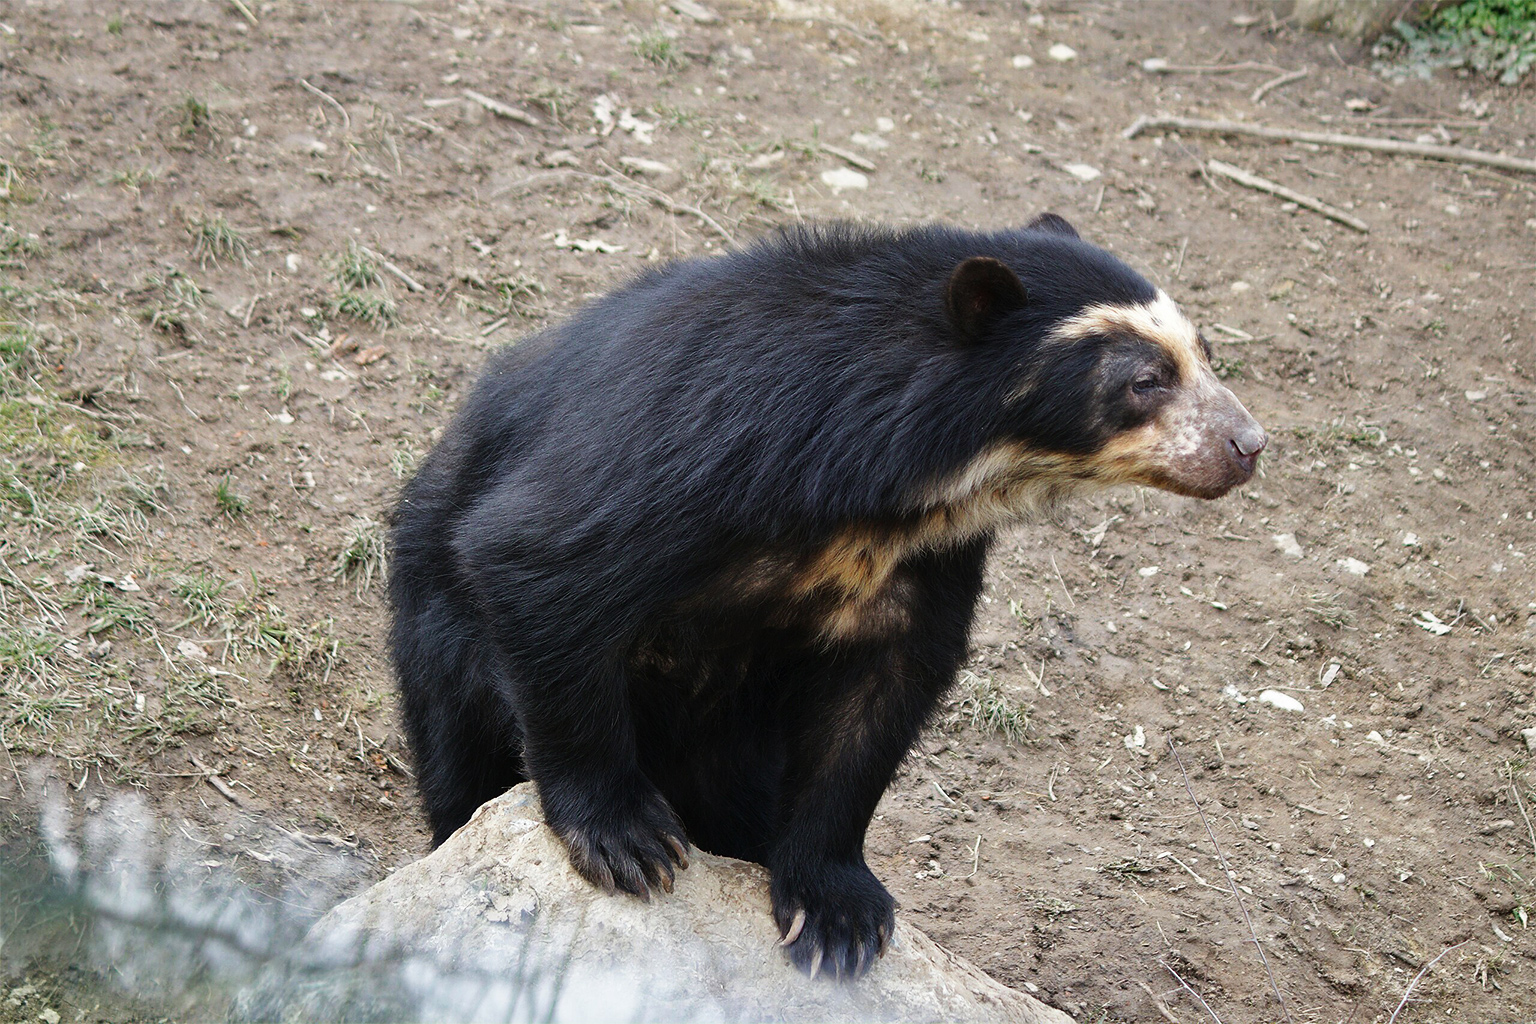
[463,89,541,127]
[1206,159,1369,233]
[1124,115,1536,176]
[1251,68,1307,104]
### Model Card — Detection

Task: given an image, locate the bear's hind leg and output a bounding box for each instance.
[393,597,527,847]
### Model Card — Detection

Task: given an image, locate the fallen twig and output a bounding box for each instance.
[1136,979,1184,1024]
[1124,115,1536,177]
[818,143,877,173]
[298,78,350,132]
[359,246,425,292]
[1387,940,1469,1024]
[463,89,541,127]
[228,0,258,26]
[1142,58,1287,75]
[1508,762,1536,859]
[1206,159,1369,233]
[190,755,242,806]
[1165,964,1225,1024]
[1169,738,1293,1024]
[495,166,734,244]
[1251,68,1307,104]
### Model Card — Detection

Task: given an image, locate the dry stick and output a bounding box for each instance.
[495,167,734,244]
[1508,763,1536,858]
[1387,940,1470,1024]
[1143,59,1287,75]
[1165,964,1225,1024]
[359,246,424,292]
[818,143,877,173]
[1206,159,1369,233]
[1124,115,1536,177]
[228,0,258,26]
[298,78,350,132]
[463,89,541,127]
[190,755,242,806]
[1168,738,1294,1024]
[1135,979,1184,1024]
[1251,68,1307,104]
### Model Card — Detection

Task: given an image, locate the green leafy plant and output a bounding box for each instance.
[1376,0,1536,84]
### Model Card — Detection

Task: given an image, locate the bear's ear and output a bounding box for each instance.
[1024,212,1079,239]
[946,256,1028,342]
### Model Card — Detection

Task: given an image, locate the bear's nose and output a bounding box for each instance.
[1232,426,1267,459]
[1228,426,1267,476]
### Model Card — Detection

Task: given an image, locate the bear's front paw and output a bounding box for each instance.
[771,860,895,981]
[546,783,690,900]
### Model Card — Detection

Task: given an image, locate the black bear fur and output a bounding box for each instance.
[389,218,1260,979]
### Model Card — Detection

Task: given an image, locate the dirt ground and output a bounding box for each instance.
[1,1,1534,1021]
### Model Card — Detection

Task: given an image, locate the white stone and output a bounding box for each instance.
[1061,163,1100,181]
[821,167,868,192]
[1522,726,1536,752]
[850,132,889,151]
[875,117,895,133]
[1259,690,1304,713]
[1011,54,1035,69]
[1336,557,1370,576]
[1047,43,1077,62]
[1465,390,1487,402]
[619,156,675,176]
[234,786,1069,1024]
[1272,533,1304,559]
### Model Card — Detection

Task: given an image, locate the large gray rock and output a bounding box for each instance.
[1291,0,1448,42]
[237,784,1071,1023]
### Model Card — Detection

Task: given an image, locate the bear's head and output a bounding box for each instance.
[939,213,1266,506]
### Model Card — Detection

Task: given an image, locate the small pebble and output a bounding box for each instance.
[1273,533,1304,559]
[1336,557,1371,576]
[1011,54,1035,69]
[1047,43,1077,61]
[1260,689,1304,713]
[1062,163,1101,181]
[820,167,868,192]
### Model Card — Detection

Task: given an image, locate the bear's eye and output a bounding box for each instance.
[1131,375,1161,394]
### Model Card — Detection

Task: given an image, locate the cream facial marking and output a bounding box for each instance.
[1048,290,1206,382]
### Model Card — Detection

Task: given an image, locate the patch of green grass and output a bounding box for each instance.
[1305,591,1357,630]
[736,175,791,212]
[108,167,156,192]
[332,241,381,291]
[333,515,386,593]
[390,441,420,480]
[213,477,248,518]
[172,572,229,629]
[28,118,60,162]
[177,95,211,138]
[944,671,1029,744]
[1376,0,1536,84]
[1212,356,1245,380]
[188,214,249,268]
[0,223,42,264]
[250,608,343,690]
[329,292,397,326]
[105,14,124,35]
[634,30,687,70]
[72,577,151,636]
[140,270,205,338]
[0,626,64,689]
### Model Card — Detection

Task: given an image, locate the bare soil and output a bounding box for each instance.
[1,2,1533,1022]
